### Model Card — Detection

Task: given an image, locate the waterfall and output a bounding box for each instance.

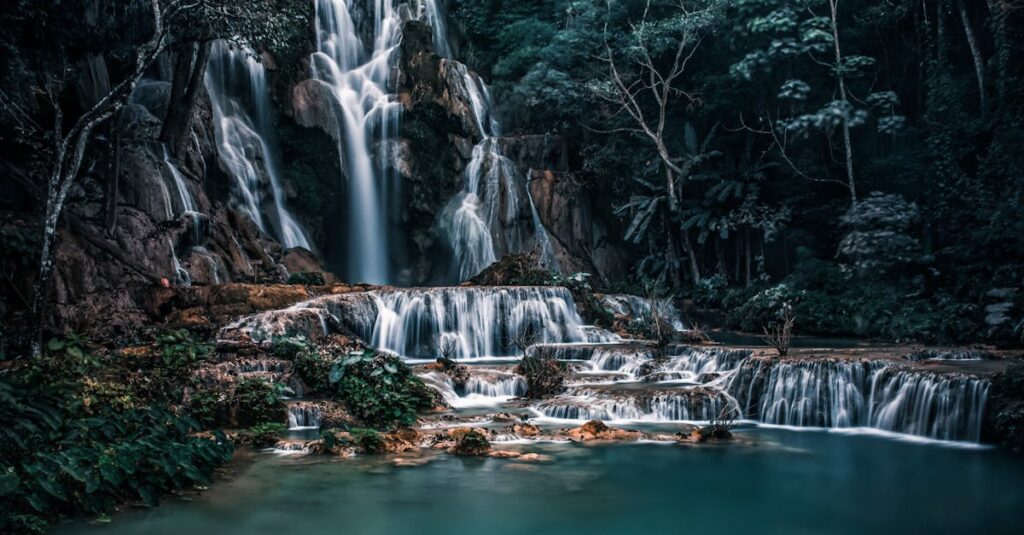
[362,286,617,359]
[537,388,730,422]
[727,358,990,441]
[601,294,687,332]
[661,346,753,376]
[425,29,558,281]
[868,368,989,442]
[422,0,451,58]
[205,41,311,250]
[311,0,401,283]
[161,145,196,214]
[419,370,526,408]
[287,404,323,429]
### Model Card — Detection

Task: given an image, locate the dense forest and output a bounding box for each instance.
[446,0,1024,343]
[0,1,1023,533]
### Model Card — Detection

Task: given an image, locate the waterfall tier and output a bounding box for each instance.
[727,357,990,441]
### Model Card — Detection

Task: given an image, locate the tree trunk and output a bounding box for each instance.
[31,0,165,356]
[957,0,987,112]
[104,111,121,232]
[744,229,752,287]
[830,0,857,204]
[680,230,701,288]
[160,40,212,158]
[715,236,728,277]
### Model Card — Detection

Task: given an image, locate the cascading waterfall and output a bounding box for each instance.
[364,286,618,359]
[287,404,323,429]
[537,388,730,422]
[310,0,401,283]
[601,294,687,332]
[727,358,990,441]
[431,35,558,281]
[161,145,196,215]
[205,41,311,249]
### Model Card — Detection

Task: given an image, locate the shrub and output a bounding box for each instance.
[0,346,233,533]
[516,356,566,398]
[189,389,229,429]
[232,378,288,428]
[155,329,212,382]
[988,362,1024,453]
[239,423,287,448]
[328,350,437,430]
[276,336,335,395]
[694,274,729,308]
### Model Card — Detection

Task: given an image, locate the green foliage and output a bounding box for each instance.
[231,378,288,428]
[321,427,384,454]
[156,329,213,380]
[328,350,437,430]
[240,423,286,448]
[188,389,229,429]
[0,344,233,533]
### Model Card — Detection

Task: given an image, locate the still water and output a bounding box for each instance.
[58,428,1024,535]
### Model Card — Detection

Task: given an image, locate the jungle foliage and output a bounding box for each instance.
[450,0,1024,344]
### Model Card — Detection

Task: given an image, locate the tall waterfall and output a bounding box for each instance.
[206,41,311,250]
[361,286,617,359]
[310,0,401,283]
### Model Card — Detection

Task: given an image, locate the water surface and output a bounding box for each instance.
[58,428,1024,534]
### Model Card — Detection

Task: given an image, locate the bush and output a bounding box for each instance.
[239,423,286,448]
[988,362,1024,453]
[232,378,288,428]
[328,350,438,430]
[189,389,229,429]
[275,336,334,395]
[0,344,233,533]
[694,274,729,308]
[516,356,566,398]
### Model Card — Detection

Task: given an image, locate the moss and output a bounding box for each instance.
[231,378,288,428]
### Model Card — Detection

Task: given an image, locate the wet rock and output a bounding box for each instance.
[488,450,522,459]
[509,423,541,438]
[566,420,645,442]
[448,429,492,456]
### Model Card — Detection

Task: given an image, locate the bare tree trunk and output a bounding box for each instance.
[829,0,857,204]
[744,229,752,287]
[160,40,212,158]
[31,0,166,356]
[715,236,728,277]
[680,230,701,287]
[104,111,121,232]
[957,0,987,112]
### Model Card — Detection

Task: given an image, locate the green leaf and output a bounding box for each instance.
[47,338,65,351]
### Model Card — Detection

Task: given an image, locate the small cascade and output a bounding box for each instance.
[161,145,196,214]
[868,368,989,441]
[537,387,730,422]
[310,0,402,283]
[590,347,655,377]
[661,346,753,376]
[287,404,323,429]
[419,369,525,408]
[905,349,993,361]
[205,41,311,249]
[460,375,527,398]
[362,286,618,359]
[168,239,191,287]
[601,294,686,332]
[727,357,991,441]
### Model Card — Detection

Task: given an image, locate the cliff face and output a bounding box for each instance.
[2,1,630,342]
